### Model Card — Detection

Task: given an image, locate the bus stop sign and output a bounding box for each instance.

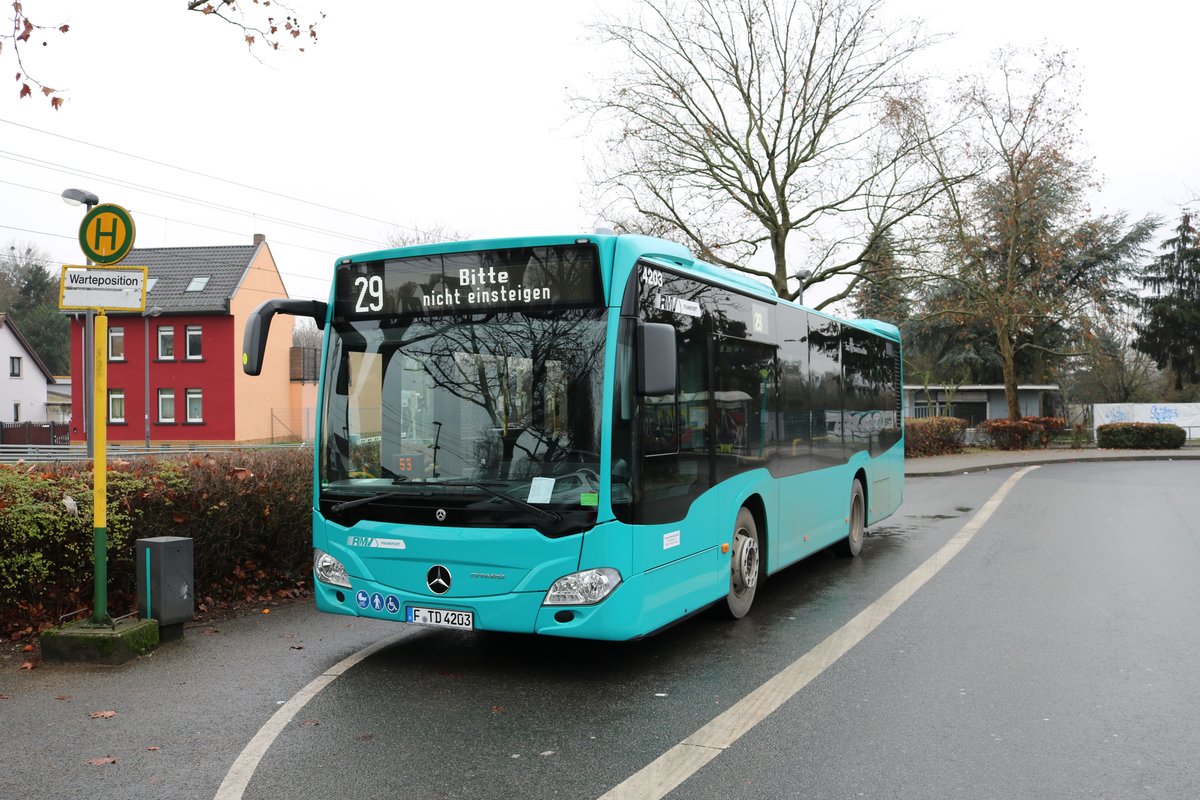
[79,203,136,264]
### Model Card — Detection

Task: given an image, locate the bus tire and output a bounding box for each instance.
[724,507,761,619]
[838,479,866,558]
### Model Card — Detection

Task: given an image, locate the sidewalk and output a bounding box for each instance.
[905,445,1200,477]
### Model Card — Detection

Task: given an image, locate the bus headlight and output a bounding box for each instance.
[314,549,351,588]
[544,568,621,606]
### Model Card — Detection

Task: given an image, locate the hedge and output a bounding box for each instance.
[978,416,1065,450]
[1096,423,1186,450]
[0,449,313,640]
[904,417,967,457]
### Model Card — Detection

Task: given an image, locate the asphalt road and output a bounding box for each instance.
[2,461,1198,800]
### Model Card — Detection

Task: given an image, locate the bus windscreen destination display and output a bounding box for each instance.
[334,244,602,319]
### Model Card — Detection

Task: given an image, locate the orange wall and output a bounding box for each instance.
[230,243,298,442]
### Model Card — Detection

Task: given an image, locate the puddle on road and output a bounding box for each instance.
[864,524,913,540]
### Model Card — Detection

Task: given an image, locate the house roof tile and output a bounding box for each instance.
[126,244,260,314]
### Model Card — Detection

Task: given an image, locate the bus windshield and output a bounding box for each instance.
[320,308,608,527]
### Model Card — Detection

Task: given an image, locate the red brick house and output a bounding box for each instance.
[69,234,315,444]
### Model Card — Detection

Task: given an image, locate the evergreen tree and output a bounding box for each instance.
[0,242,71,375]
[1134,213,1200,391]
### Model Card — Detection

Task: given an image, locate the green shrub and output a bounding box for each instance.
[904,417,967,457]
[1096,423,1186,450]
[0,449,313,638]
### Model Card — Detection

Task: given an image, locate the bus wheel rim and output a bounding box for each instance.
[732,528,759,594]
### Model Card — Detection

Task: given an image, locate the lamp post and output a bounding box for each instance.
[794,270,813,305]
[142,306,162,447]
[61,188,101,458]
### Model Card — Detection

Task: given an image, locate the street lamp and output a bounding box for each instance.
[61,188,100,209]
[794,270,813,305]
[142,306,162,447]
[62,188,100,457]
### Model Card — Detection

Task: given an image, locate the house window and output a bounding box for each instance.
[108,389,126,423]
[186,325,202,360]
[185,276,211,292]
[109,327,125,361]
[158,388,175,423]
[186,388,203,423]
[158,326,175,359]
[12,403,19,422]
[9,356,20,377]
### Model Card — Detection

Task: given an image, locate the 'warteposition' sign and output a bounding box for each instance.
[59,265,148,312]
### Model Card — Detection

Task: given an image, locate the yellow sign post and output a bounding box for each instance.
[59,206,144,625]
[92,313,110,623]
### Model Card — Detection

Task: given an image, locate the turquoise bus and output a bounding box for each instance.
[242,233,903,640]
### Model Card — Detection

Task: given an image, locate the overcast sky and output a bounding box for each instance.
[1,1,1196,307]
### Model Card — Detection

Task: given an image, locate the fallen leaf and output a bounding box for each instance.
[262,609,270,615]
[490,705,506,714]
[289,644,304,650]
[19,661,35,670]
[86,756,117,766]
[88,710,117,720]
[299,719,319,727]
[146,746,160,752]
[0,693,10,700]
[354,733,375,742]
[22,644,33,652]
[55,695,72,702]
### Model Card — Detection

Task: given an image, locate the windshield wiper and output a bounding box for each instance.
[327,490,407,515]
[439,479,561,523]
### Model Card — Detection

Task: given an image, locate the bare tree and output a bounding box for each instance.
[291,318,324,349]
[579,0,957,306]
[4,1,321,108]
[386,224,467,249]
[915,48,1157,419]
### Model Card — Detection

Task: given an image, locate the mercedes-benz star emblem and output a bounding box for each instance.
[427,565,452,595]
[435,508,448,522]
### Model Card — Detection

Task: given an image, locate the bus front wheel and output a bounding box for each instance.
[838,480,866,557]
[725,507,760,619]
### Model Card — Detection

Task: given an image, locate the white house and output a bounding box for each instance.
[0,313,56,423]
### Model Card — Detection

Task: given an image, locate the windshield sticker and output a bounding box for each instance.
[527,477,555,504]
[348,536,407,550]
[663,530,681,550]
[580,492,599,507]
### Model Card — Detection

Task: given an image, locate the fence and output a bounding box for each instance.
[0,421,70,446]
[906,403,988,427]
[0,441,308,465]
[270,407,316,443]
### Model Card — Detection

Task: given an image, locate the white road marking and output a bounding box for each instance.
[597,466,1038,800]
[213,631,407,800]
[214,466,1035,800]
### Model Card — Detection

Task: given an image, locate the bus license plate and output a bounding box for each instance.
[406,606,474,630]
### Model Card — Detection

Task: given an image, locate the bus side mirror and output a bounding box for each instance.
[637,321,677,396]
[243,298,328,376]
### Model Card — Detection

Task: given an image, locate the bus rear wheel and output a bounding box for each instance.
[838,480,866,557]
[724,507,760,619]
